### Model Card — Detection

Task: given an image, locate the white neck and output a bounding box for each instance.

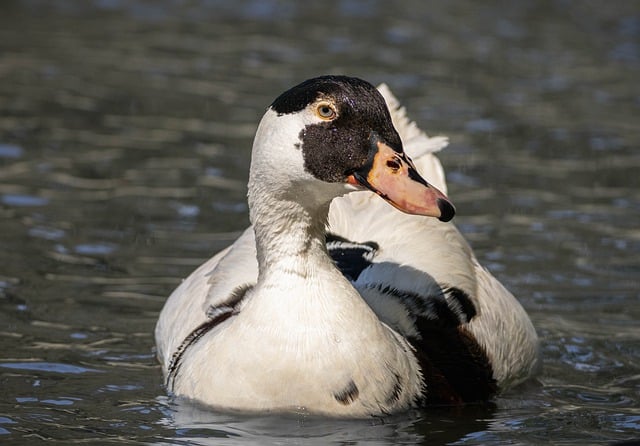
[248,177,338,284]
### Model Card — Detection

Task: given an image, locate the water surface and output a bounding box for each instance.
[0,1,638,444]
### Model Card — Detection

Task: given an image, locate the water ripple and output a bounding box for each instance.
[0,362,102,374]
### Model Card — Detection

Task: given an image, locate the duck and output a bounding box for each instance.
[154,75,540,417]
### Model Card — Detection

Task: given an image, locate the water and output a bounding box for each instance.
[1,0,638,444]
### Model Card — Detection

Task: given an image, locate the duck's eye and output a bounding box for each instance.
[316,103,337,120]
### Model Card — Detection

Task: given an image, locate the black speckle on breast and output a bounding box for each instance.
[384,372,403,406]
[334,379,359,405]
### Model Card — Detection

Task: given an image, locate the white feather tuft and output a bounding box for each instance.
[376,83,449,159]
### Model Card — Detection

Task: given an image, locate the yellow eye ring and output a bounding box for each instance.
[316,102,337,120]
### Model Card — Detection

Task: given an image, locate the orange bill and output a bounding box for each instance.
[347,140,455,222]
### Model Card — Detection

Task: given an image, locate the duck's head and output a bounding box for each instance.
[249,75,455,222]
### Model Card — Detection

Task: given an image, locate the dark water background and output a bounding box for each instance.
[1,1,638,444]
